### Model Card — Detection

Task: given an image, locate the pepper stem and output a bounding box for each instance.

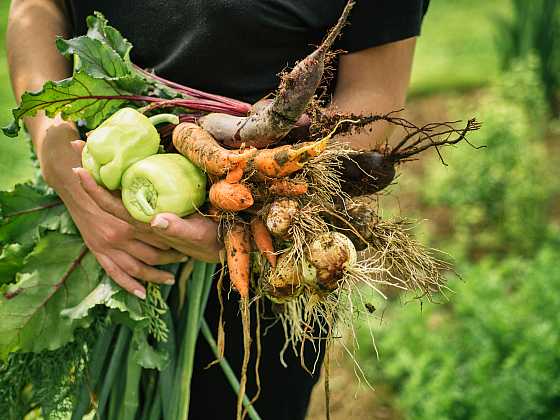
[135,187,155,216]
[148,113,180,126]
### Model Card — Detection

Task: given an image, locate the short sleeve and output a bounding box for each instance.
[336,0,430,53]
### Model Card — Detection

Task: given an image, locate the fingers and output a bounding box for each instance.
[150,213,222,262]
[112,250,176,285]
[121,239,188,265]
[73,167,135,222]
[96,253,147,299]
[151,213,216,242]
[135,233,172,250]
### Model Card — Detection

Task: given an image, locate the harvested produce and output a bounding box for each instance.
[0,3,482,420]
[121,153,207,222]
[81,108,178,190]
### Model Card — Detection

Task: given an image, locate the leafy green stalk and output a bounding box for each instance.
[96,327,131,416]
[71,324,116,420]
[119,346,143,420]
[170,261,210,419]
[200,319,262,420]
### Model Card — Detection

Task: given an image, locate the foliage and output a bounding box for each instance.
[496,0,560,114]
[361,242,560,420]
[410,0,510,96]
[0,321,105,420]
[420,57,555,258]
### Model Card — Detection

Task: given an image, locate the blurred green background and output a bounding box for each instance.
[1,0,559,419]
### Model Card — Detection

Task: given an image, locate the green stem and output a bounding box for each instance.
[200,319,262,420]
[119,347,143,420]
[108,364,126,420]
[71,325,116,420]
[135,187,155,216]
[157,309,176,420]
[139,372,157,420]
[148,113,180,126]
[171,261,210,419]
[147,388,163,420]
[97,327,132,416]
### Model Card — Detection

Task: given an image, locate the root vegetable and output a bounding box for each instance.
[172,122,256,177]
[197,1,354,148]
[265,199,299,238]
[263,253,305,303]
[268,179,308,197]
[209,180,254,212]
[250,217,276,267]
[253,139,327,178]
[305,232,357,293]
[225,223,251,298]
[339,151,396,196]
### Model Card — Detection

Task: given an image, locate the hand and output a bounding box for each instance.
[44,135,188,299]
[70,142,222,264]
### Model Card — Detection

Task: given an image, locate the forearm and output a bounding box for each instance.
[329,38,416,150]
[7,0,78,191]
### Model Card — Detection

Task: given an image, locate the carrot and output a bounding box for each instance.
[225,165,245,183]
[224,223,251,298]
[209,180,254,212]
[172,122,256,176]
[268,178,308,197]
[224,223,252,420]
[250,216,277,267]
[253,139,327,178]
[197,1,354,148]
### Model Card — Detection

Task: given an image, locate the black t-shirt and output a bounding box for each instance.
[65,0,429,103]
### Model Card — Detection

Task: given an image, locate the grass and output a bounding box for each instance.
[410,0,512,97]
[0,1,35,191]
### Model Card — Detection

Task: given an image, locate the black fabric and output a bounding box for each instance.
[63,2,429,419]
[65,0,429,104]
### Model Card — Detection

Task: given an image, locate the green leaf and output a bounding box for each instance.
[0,244,26,285]
[0,233,102,358]
[86,12,133,61]
[2,72,130,137]
[57,36,131,80]
[132,328,169,370]
[0,183,69,249]
[0,136,34,192]
[61,276,145,323]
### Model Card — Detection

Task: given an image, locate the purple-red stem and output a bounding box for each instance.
[133,65,251,113]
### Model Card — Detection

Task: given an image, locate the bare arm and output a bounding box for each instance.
[330,37,417,150]
[7,0,201,298]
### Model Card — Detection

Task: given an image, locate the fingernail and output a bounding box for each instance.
[151,215,169,230]
[71,167,81,175]
[164,277,175,285]
[134,289,146,300]
[180,256,189,263]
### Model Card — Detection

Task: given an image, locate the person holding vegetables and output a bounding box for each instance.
[6,0,429,418]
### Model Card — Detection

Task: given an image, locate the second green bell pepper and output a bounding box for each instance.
[82,108,179,190]
[121,154,207,223]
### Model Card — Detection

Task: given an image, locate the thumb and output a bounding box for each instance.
[70,140,86,156]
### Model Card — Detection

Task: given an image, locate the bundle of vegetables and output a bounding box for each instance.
[0,2,481,419]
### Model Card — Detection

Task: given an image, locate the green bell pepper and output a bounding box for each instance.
[82,108,179,190]
[121,154,207,223]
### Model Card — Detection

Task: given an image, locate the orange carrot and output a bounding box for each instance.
[209,180,254,212]
[253,139,327,178]
[268,178,308,196]
[224,223,251,298]
[225,165,245,183]
[250,216,277,267]
[172,123,256,177]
